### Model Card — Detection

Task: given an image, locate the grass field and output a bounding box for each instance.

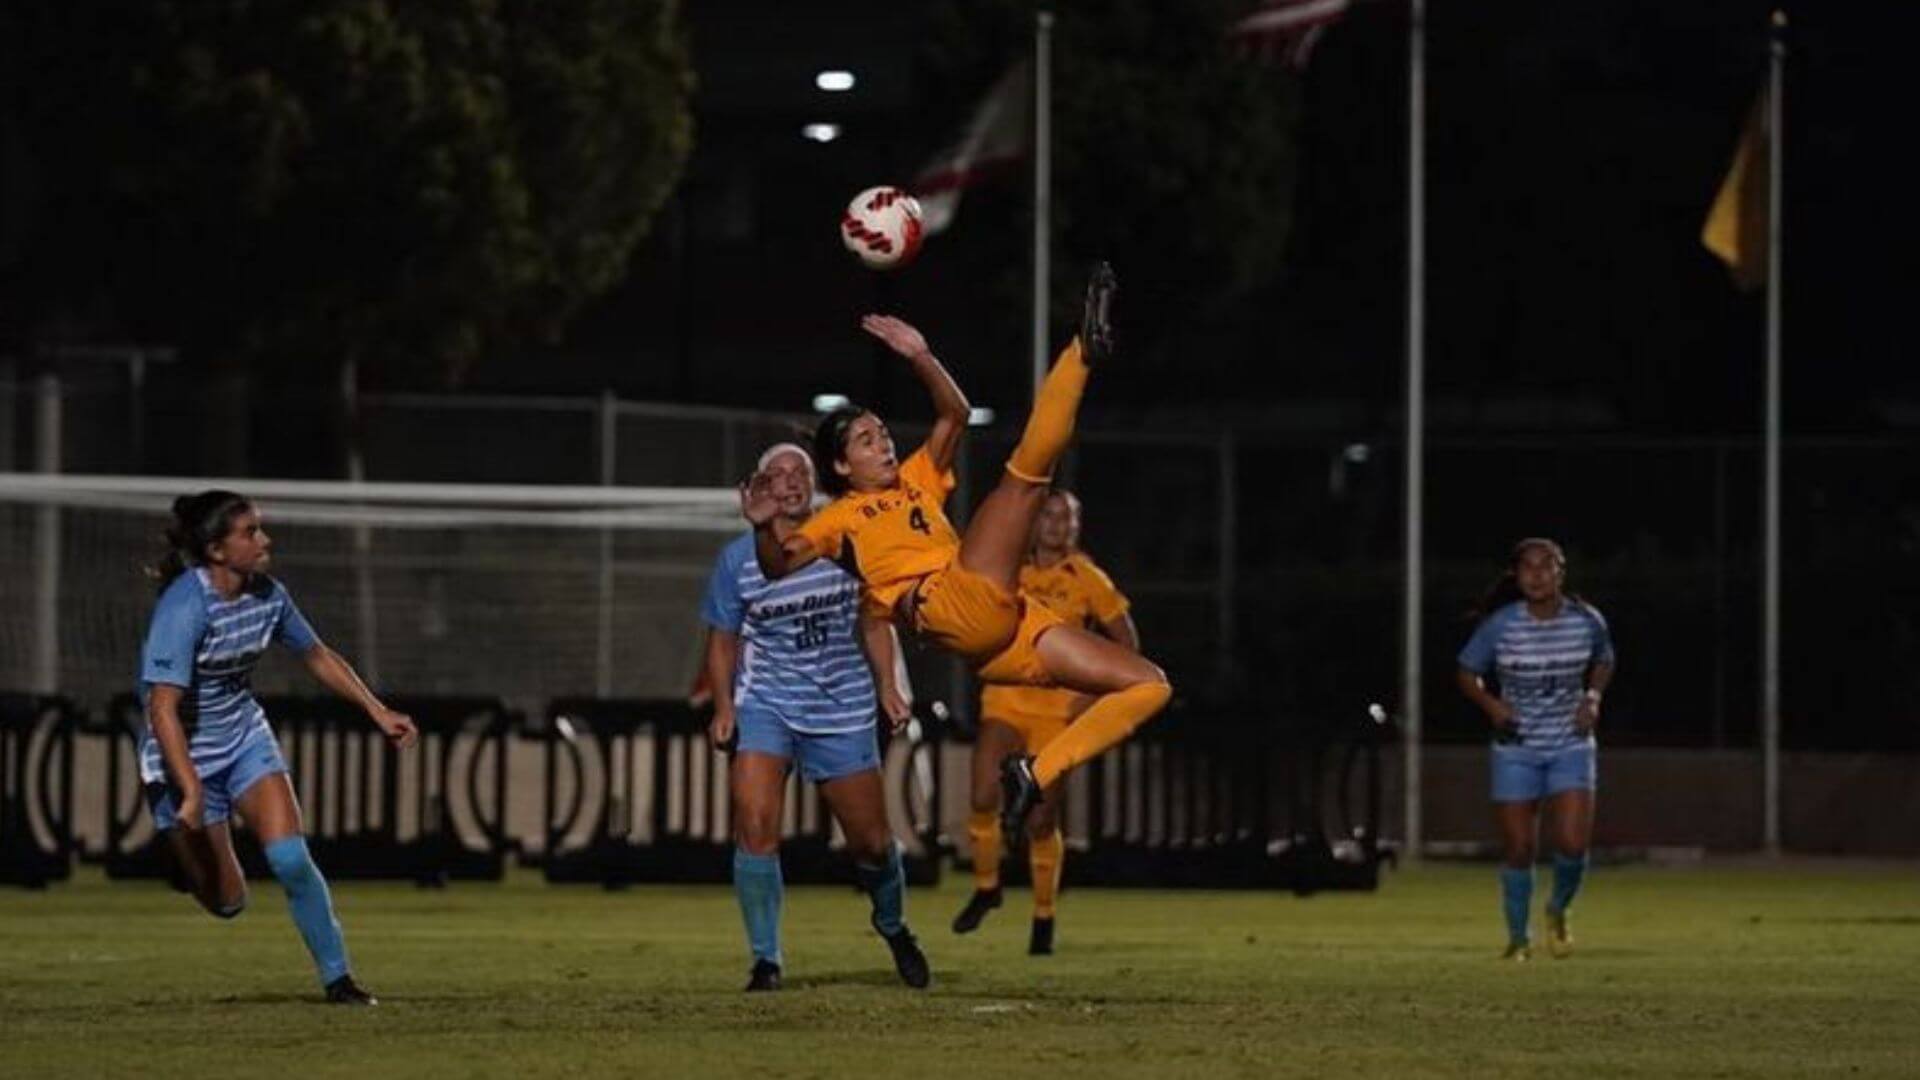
[3,861,1917,1077]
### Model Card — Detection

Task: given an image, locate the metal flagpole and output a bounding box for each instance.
[1033,10,1054,398]
[1402,0,1427,859]
[1762,10,1786,854]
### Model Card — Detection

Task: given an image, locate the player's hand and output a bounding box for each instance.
[709,706,737,751]
[374,707,418,750]
[740,472,780,526]
[860,315,932,362]
[175,785,206,832]
[879,687,913,734]
[1487,699,1517,731]
[1574,697,1600,735]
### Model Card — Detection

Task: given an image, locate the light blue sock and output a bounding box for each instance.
[262,836,350,986]
[1500,866,1534,945]
[854,842,906,938]
[1550,852,1588,914]
[733,848,784,967]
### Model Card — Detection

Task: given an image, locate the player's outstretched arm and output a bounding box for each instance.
[300,645,418,749]
[741,472,818,579]
[861,314,970,473]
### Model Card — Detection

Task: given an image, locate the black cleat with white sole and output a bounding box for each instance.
[1000,754,1042,838]
[1080,261,1117,364]
[324,975,377,1006]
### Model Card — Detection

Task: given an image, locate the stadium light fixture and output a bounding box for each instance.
[801,123,841,144]
[812,393,851,413]
[815,70,857,92]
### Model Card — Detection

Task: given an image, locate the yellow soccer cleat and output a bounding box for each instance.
[1500,942,1533,962]
[1545,908,1574,958]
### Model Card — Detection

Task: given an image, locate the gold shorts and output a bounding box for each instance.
[910,564,1066,686]
[910,564,1022,660]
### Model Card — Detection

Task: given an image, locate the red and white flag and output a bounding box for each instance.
[1230,0,1351,71]
[911,61,1032,235]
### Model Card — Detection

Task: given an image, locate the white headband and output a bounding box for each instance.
[757,442,814,475]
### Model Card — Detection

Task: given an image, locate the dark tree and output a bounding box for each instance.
[0,0,694,386]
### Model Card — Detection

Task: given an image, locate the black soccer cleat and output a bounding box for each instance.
[1080,261,1117,364]
[880,926,931,989]
[1029,917,1055,957]
[1000,754,1042,838]
[951,886,1004,934]
[745,959,783,992]
[324,974,377,1006]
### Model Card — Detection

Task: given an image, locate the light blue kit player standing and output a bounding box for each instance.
[139,490,419,1004]
[701,443,928,992]
[1456,537,1616,961]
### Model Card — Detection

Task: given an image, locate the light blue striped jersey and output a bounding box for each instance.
[136,568,319,783]
[699,531,876,734]
[1458,599,1615,749]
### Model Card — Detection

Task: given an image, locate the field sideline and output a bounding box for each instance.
[3,861,1916,1077]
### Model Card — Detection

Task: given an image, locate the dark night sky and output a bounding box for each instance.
[534,0,1918,439]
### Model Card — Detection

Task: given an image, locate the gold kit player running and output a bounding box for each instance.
[953,489,1139,955]
[741,263,1169,837]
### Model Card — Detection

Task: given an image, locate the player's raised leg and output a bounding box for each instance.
[1001,626,1171,832]
[955,263,1117,593]
[165,819,249,919]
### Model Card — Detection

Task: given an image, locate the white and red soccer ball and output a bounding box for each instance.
[840,186,924,270]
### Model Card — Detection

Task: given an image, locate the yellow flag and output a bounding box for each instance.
[1701,92,1769,291]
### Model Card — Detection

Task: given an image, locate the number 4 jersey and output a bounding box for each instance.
[700,531,877,734]
[796,447,960,619]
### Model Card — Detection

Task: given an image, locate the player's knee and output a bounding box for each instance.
[733,804,782,855]
[1504,844,1536,869]
[846,824,894,864]
[1128,673,1173,721]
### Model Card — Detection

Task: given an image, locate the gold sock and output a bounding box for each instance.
[1033,681,1171,788]
[967,810,1002,891]
[1005,339,1089,483]
[1029,829,1064,919]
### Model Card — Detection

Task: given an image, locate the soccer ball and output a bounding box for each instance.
[840,186,925,270]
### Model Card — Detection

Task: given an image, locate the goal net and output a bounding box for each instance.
[0,473,745,710]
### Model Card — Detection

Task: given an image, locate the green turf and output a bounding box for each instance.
[2,861,1917,1077]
